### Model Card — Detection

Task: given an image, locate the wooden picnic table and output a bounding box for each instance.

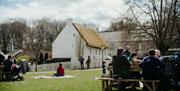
[99,77,160,91]
[107,66,142,77]
[104,66,159,91]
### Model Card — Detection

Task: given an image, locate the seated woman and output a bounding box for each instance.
[130,53,142,73]
[129,52,142,89]
[11,64,24,81]
[54,63,64,76]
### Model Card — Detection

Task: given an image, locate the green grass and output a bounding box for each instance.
[0,69,102,91]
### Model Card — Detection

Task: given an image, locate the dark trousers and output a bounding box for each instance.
[161,75,174,91]
[87,64,90,69]
[175,81,180,91]
[80,63,84,70]
[53,73,64,77]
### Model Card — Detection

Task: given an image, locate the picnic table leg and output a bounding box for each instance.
[105,80,109,91]
[143,82,153,91]
[109,80,113,91]
[152,82,156,91]
[102,80,105,91]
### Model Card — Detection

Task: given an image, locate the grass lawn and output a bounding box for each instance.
[0,69,102,91]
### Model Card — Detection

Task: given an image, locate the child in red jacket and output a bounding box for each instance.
[54,63,64,76]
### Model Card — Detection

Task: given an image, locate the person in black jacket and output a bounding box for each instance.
[0,53,5,65]
[113,47,131,90]
[113,47,131,78]
[79,56,84,70]
[139,49,163,91]
[123,46,131,57]
[3,55,13,72]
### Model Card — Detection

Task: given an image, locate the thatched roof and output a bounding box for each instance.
[73,23,108,49]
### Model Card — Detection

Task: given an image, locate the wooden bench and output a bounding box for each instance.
[98,77,160,91]
[0,66,4,81]
[2,72,12,81]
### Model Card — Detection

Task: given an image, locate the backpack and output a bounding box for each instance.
[160,56,176,76]
[171,52,180,80]
[172,52,180,62]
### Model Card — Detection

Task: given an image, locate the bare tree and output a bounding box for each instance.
[0,23,10,53]
[107,16,137,32]
[27,18,66,64]
[125,0,179,55]
[0,18,66,61]
[0,20,27,53]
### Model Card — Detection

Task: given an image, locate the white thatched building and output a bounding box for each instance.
[52,19,109,69]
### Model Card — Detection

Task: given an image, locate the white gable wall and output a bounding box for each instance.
[52,21,81,69]
[52,22,75,58]
[52,20,109,69]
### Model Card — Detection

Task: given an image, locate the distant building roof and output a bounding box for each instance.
[100,31,122,42]
[100,30,153,42]
[73,23,108,49]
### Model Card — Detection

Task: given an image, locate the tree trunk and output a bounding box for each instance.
[156,43,169,55]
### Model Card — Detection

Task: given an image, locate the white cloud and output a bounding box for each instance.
[0,0,129,30]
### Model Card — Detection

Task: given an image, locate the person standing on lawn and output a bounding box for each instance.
[86,56,91,69]
[79,56,84,70]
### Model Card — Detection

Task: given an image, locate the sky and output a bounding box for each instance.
[0,0,130,30]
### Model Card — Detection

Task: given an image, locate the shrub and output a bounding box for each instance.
[16,55,31,64]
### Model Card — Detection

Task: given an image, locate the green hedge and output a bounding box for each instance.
[16,55,31,64]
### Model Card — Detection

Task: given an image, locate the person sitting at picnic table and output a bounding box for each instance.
[129,52,142,89]
[139,49,163,91]
[54,63,64,76]
[112,47,131,90]
[3,55,13,72]
[0,53,5,65]
[129,52,141,76]
[155,49,161,59]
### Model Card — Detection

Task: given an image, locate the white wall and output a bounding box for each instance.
[82,46,109,69]
[52,19,109,69]
[52,21,74,58]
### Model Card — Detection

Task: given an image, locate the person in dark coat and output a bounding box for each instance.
[139,49,163,91]
[3,55,13,72]
[113,47,131,90]
[86,56,91,69]
[113,47,131,78]
[139,49,163,80]
[79,56,84,70]
[0,53,5,65]
[123,46,131,57]
[102,61,106,74]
